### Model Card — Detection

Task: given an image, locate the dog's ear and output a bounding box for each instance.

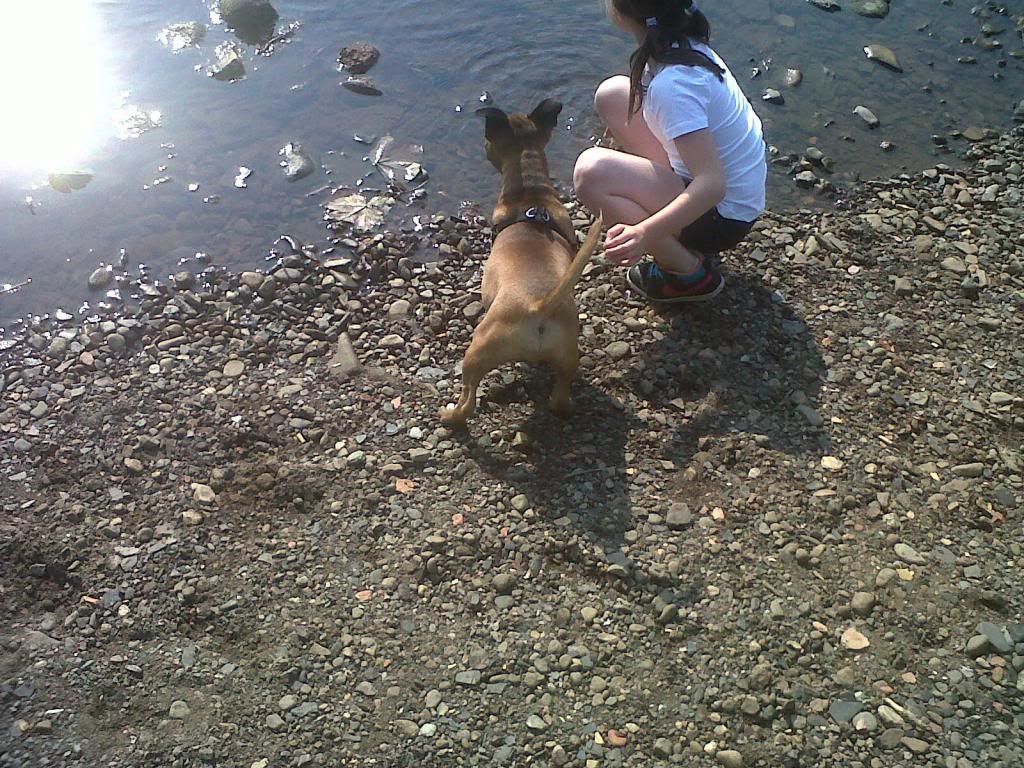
[529,99,563,132]
[476,107,512,142]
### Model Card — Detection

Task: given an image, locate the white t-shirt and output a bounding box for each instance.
[643,41,766,223]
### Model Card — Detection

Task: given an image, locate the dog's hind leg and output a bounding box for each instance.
[439,332,506,428]
[547,344,579,418]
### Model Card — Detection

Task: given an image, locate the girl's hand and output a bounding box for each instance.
[604,222,648,267]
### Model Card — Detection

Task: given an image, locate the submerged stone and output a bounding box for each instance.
[864,44,902,72]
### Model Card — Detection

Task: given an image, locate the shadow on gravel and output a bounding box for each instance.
[633,269,830,464]
[462,379,636,551]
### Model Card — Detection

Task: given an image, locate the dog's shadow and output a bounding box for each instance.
[452,268,829,550]
[460,376,636,553]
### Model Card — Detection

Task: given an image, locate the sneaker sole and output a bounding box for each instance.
[625,271,726,303]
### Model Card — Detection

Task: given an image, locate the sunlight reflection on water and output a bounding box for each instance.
[0,1,121,184]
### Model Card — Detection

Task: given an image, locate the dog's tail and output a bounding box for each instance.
[531,214,604,316]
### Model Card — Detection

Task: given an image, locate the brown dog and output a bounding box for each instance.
[439,99,603,428]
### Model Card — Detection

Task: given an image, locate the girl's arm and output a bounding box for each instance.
[605,129,726,264]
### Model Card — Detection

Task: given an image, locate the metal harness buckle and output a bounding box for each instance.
[524,206,551,223]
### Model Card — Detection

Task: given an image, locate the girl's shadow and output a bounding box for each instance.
[626,269,830,469]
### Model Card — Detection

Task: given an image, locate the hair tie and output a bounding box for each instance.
[645,16,658,27]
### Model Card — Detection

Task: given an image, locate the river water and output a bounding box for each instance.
[1,0,1021,328]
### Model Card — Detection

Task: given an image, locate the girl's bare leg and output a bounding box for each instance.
[594,75,672,166]
[578,76,702,273]
[574,148,702,274]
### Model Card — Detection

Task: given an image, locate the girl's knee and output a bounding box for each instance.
[572,148,606,200]
[594,75,629,121]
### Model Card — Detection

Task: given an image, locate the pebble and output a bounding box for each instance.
[107,333,126,354]
[821,455,844,470]
[878,728,905,749]
[266,714,286,732]
[864,44,902,72]
[841,627,870,650]
[951,462,984,478]
[223,360,245,377]
[666,502,693,529]
[797,404,824,427]
[210,49,245,81]
[716,750,745,768]
[894,543,926,565]
[492,573,516,595]
[395,719,418,737]
[169,700,190,720]
[852,711,878,732]
[604,340,630,360]
[851,591,876,616]
[830,699,863,723]
[455,670,481,686]
[877,705,905,727]
[977,622,1012,653]
[854,105,880,128]
[901,737,929,754]
[343,76,383,96]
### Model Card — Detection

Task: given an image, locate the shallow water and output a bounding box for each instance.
[1,0,1022,327]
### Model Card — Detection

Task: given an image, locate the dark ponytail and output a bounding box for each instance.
[616,0,726,116]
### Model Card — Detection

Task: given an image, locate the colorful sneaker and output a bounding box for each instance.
[625,260,725,303]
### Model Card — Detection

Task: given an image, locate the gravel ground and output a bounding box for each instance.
[2,126,1022,768]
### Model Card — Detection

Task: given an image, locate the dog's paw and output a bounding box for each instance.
[438,406,468,429]
[548,397,574,419]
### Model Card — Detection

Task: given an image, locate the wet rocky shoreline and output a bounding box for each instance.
[1,116,1022,767]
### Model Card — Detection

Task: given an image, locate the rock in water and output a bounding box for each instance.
[343,76,382,96]
[785,68,803,87]
[851,0,889,18]
[794,170,817,188]
[762,88,784,105]
[853,105,880,128]
[219,0,278,44]
[49,172,93,193]
[88,266,113,290]
[338,42,380,74]
[864,44,902,72]
[279,143,315,181]
[808,0,841,10]
[158,21,207,51]
[210,49,245,81]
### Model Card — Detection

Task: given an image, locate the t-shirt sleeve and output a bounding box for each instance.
[647,69,711,140]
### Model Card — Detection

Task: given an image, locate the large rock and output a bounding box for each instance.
[219,0,278,43]
[338,42,380,74]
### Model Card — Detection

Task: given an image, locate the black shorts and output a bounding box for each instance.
[679,207,756,254]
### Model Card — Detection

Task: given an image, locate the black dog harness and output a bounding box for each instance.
[491,206,578,249]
